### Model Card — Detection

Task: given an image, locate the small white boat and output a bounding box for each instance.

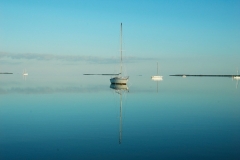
[151,76,163,81]
[151,62,163,81]
[110,23,129,85]
[23,69,28,76]
[233,68,240,80]
[22,69,28,80]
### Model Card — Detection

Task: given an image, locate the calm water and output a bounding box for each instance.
[0,74,240,160]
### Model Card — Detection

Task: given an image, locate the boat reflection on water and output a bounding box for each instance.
[110,84,129,91]
[151,77,163,92]
[233,78,239,89]
[110,84,128,144]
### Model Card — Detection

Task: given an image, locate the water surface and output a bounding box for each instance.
[0,74,240,159]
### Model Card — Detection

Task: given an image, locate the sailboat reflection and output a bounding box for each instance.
[110,84,128,144]
[233,78,239,89]
[151,77,162,92]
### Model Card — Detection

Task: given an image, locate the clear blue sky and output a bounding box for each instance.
[0,0,240,75]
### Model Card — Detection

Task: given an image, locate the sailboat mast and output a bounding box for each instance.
[157,62,158,75]
[120,23,123,76]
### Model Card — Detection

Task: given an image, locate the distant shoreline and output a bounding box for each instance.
[83,73,120,76]
[170,74,238,77]
[0,73,13,74]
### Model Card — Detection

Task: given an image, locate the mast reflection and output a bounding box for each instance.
[151,78,163,92]
[233,78,239,89]
[110,84,128,144]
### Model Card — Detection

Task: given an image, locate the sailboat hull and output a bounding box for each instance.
[151,76,163,81]
[233,76,240,80]
[110,77,128,85]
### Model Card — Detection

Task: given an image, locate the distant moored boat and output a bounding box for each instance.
[23,69,28,76]
[233,68,240,80]
[151,62,163,81]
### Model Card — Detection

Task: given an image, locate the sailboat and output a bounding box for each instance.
[110,23,129,85]
[23,69,28,76]
[22,69,28,80]
[233,68,240,80]
[151,62,163,81]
